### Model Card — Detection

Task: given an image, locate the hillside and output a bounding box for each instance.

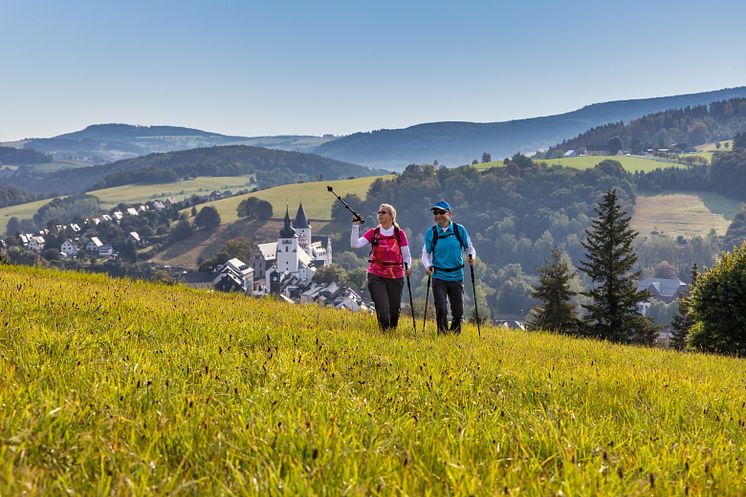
[549,98,746,155]
[3,145,382,195]
[314,87,746,169]
[2,124,336,164]
[1,264,744,495]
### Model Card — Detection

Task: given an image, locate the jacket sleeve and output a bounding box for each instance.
[350,225,370,249]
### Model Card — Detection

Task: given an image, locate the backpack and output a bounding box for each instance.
[429,223,467,272]
[368,226,404,266]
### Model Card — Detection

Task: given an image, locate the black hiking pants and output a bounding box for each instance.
[432,277,464,334]
[367,273,404,331]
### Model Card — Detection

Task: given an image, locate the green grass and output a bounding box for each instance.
[0,197,70,233]
[632,191,742,238]
[89,175,254,209]
[537,155,685,172]
[474,156,683,173]
[0,264,744,495]
[184,175,391,224]
[696,140,733,152]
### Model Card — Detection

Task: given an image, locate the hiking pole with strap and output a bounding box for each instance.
[326,185,364,224]
[469,255,481,338]
[423,271,432,332]
[404,263,416,333]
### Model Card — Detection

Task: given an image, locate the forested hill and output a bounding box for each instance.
[313,87,746,169]
[0,146,52,165]
[6,145,383,195]
[549,98,746,154]
[9,124,335,164]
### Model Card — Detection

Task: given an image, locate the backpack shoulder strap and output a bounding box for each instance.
[430,225,439,254]
[393,226,402,248]
[452,223,467,250]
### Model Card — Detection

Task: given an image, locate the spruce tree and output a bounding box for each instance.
[579,189,657,343]
[670,265,698,350]
[527,247,579,334]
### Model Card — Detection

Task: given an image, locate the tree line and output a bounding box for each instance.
[548,97,746,154]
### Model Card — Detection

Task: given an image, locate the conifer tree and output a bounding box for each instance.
[579,189,657,343]
[670,264,698,350]
[527,247,579,334]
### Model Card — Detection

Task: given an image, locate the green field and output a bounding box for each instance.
[631,191,741,238]
[537,155,685,172]
[185,175,391,224]
[697,140,733,152]
[1,264,744,495]
[0,197,70,233]
[476,155,682,172]
[89,175,254,209]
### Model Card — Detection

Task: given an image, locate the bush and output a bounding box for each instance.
[688,241,746,355]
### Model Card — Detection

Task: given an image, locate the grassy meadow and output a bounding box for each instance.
[476,155,682,173]
[1,264,744,496]
[631,191,742,238]
[184,175,391,224]
[89,175,254,209]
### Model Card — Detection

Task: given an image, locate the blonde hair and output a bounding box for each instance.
[379,203,399,228]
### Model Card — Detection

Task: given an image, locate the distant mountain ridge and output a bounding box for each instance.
[313,87,746,168]
[5,145,383,195]
[4,87,746,170]
[5,124,336,165]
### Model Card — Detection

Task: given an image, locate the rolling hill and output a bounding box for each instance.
[2,124,336,164]
[313,86,746,169]
[3,145,383,195]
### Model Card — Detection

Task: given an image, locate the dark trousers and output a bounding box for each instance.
[432,278,464,334]
[367,273,404,330]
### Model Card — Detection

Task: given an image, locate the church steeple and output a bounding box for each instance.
[279,205,296,238]
[294,202,310,229]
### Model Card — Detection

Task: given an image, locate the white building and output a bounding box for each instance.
[60,239,79,257]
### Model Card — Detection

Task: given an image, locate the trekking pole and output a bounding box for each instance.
[469,255,481,338]
[423,272,432,332]
[404,263,416,334]
[326,186,364,224]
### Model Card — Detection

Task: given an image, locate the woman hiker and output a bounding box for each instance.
[422,200,476,334]
[350,203,413,330]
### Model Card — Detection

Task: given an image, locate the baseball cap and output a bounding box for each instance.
[430,200,451,212]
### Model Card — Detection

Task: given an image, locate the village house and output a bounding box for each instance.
[86,236,103,253]
[27,236,45,253]
[60,239,79,258]
[213,257,254,294]
[128,232,145,246]
[126,207,139,216]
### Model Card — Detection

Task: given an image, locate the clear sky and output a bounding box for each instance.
[2,0,745,141]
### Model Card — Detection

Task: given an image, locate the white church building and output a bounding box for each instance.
[250,203,333,292]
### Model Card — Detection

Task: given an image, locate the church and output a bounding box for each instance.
[250,203,333,291]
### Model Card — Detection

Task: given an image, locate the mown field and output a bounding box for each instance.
[89,175,254,209]
[631,191,741,238]
[1,264,744,496]
[184,175,391,224]
[477,155,681,172]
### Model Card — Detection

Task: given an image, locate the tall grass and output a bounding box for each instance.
[1,264,744,495]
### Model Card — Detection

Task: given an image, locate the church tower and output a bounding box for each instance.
[295,202,311,253]
[276,205,299,274]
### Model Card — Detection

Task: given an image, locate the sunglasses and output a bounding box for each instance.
[431,209,447,215]
[377,210,390,215]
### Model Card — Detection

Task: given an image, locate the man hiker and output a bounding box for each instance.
[422,201,476,334]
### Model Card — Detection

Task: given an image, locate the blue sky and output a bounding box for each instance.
[2,0,745,141]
